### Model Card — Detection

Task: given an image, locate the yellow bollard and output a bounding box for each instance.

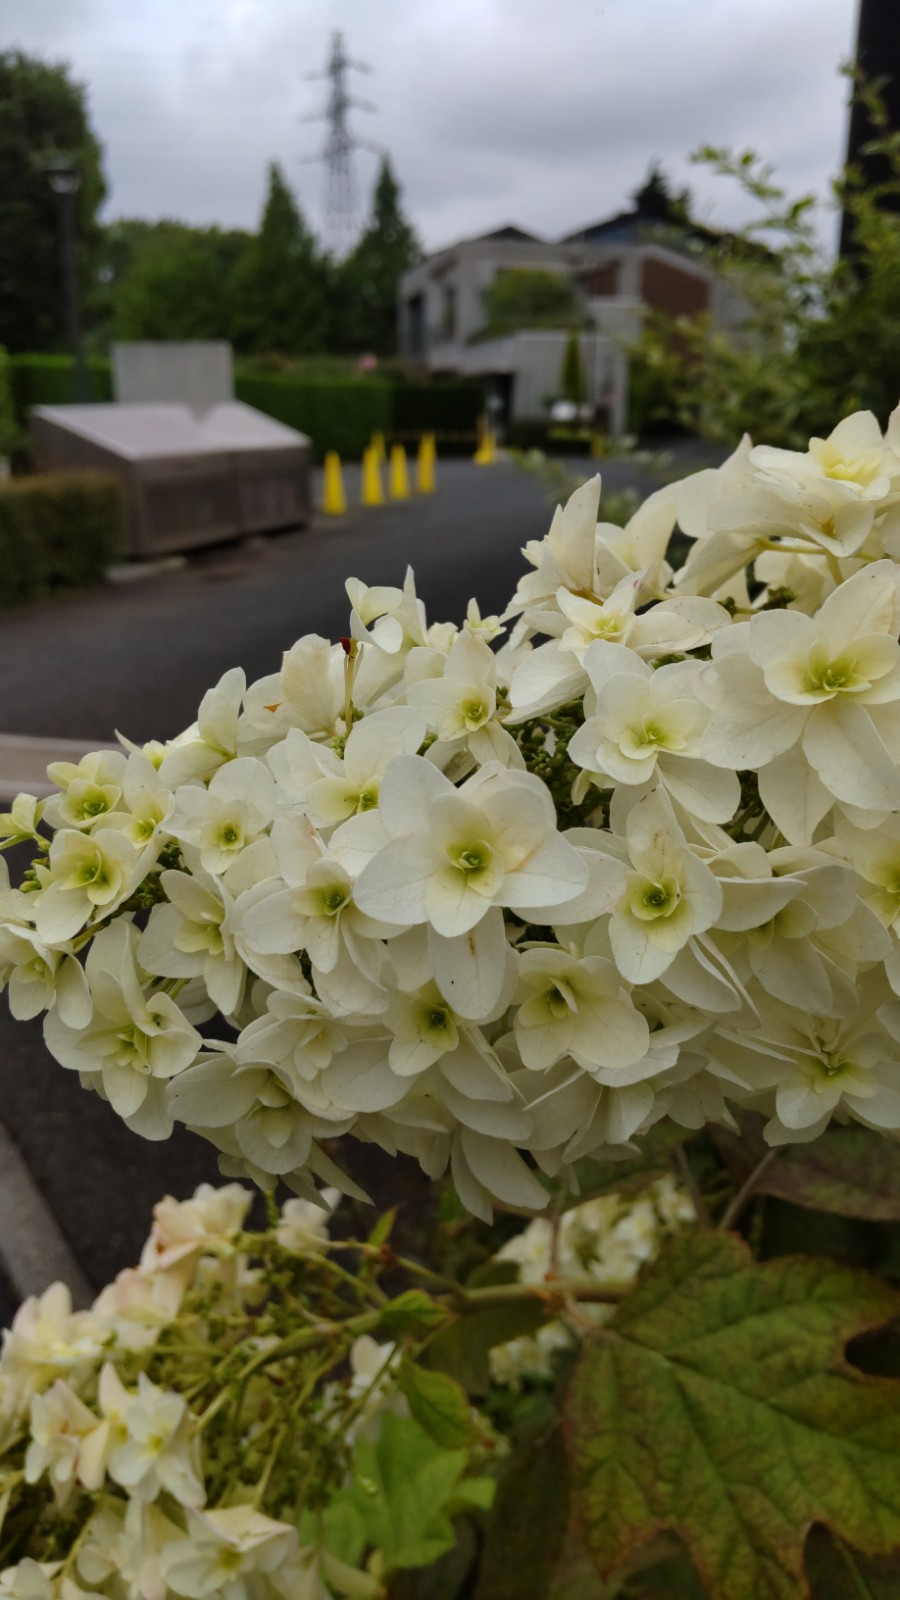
[321,451,347,515]
[590,431,606,459]
[370,430,386,464]
[416,432,436,493]
[389,443,410,500]
[361,445,384,507]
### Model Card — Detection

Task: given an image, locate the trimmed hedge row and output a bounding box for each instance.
[0,472,124,607]
[234,372,393,461]
[9,354,113,419]
[8,355,485,461]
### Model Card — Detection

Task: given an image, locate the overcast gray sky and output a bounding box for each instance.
[2,0,859,253]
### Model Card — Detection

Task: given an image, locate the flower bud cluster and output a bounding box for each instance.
[0,1184,409,1599]
[4,408,900,1213]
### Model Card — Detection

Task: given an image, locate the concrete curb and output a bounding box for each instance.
[0,1117,94,1309]
[0,733,117,803]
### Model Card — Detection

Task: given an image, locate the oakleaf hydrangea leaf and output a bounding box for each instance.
[713,1113,900,1221]
[566,1230,900,1600]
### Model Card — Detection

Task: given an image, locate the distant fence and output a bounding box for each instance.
[8,356,485,462]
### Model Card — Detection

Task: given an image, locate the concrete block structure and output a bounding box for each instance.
[112,341,234,410]
[31,402,311,559]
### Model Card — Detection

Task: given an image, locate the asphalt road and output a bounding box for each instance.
[0,459,572,1297]
[0,458,560,743]
[0,449,711,1301]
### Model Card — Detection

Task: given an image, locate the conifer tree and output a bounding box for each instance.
[230,163,331,355]
[336,158,420,355]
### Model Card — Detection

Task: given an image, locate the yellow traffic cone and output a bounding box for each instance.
[371,430,386,464]
[322,451,347,516]
[361,445,384,507]
[474,428,496,466]
[416,433,436,493]
[389,443,410,500]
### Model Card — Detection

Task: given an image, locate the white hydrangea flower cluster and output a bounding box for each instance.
[487,1174,695,1386]
[0,1184,381,1600]
[5,407,900,1214]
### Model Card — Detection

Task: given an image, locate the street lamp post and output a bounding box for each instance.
[44,155,89,404]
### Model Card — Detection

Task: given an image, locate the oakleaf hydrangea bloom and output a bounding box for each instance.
[3,403,900,1214]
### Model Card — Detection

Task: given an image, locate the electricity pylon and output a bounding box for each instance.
[305,30,378,257]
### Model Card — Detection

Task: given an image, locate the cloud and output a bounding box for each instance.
[0,0,857,250]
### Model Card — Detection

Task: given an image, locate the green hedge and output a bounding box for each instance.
[9,354,113,425]
[0,472,124,607]
[234,373,393,461]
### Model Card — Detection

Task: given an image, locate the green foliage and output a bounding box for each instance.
[559,329,587,405]
[0,470,123,605]
[229,163,331,357]
[9,352,112,424]
[566,1230,900,1600]
[0,51,106,354]
[335,157,420,356]
[112,222,250,342]
[331,1412,494,1574]
[628,80,900,445]
[380,1289,449,1335]
[399,1363,479,1448]
[480,268,581,338]
[423,1273,549,1396]
[234,370,391,460]
[474,1425,571,1600]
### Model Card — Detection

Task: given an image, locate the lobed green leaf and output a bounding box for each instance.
[565,1230,900,1600]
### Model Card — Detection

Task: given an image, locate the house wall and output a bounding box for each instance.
[399,226,751,431]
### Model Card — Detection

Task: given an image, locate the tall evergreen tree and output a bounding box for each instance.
[0,51,106,353]
[229,163,331,355]
[336,158,420,355]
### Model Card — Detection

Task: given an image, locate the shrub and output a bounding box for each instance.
[0,470,124,606]
[8,353,113,427]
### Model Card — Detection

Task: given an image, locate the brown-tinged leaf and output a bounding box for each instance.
[712,1113,900,1221]
[565,1230,900,1600]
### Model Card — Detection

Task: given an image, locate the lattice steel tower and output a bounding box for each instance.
[306,31,376,257]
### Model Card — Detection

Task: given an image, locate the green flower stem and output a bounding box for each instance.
[445,1278,629,1313]
[238,1308,385,1383]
